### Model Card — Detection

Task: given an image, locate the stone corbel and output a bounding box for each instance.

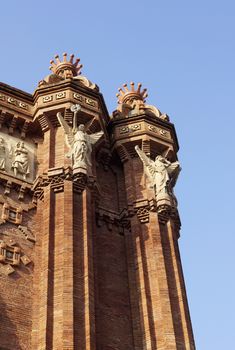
[18,184,27,200]
[116,144,130,163]
[4,180,12,195]
[20,120,30,139]
[8,116,18,135]
[37,114,51,132]
[73,172,87,194]
[0,111,6,128]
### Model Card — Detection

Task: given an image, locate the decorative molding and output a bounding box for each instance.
[0,93,30,111]
[0,239,31,275]
[1,204,23,225]
[18,225,36,243]
[0,241,21,266]
[119,123,141,135]
[56,91,66,100]
[157,204,172,224]
[129,199,156,224]
[0,174,32,201]
[33,167,89,200]
[131,198,180,226]
[73,93,98,109]
[147,124,171,139]
[0,194,35,226]
[43,95,53,103]
[136,207,150,223]
[96,207,130,233]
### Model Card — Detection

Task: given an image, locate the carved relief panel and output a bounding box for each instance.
[0,130,36,183]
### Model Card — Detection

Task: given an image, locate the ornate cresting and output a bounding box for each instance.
[49,53,83,78]
[38,52,98,90]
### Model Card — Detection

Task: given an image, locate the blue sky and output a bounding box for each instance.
[1,1,235,348]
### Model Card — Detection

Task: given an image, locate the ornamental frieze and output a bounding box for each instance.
[147,124,171,139]
[73,92,98,109]
[119,123,142,135]
[40,90,99,110]
[0,93,31,112]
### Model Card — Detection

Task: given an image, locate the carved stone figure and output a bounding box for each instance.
[0,137,6,171]
[57,107,103,172]
[135,145,181,205]
[11,142,30,180]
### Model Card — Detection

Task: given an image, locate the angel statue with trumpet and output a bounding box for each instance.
[135,145,181,206]
[57,104,103,172]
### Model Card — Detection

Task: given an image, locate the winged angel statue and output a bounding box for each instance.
[57,111,103,171]
[135,145,181,203]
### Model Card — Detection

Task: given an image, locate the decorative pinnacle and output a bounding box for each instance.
[116,82,148,104]
[49,53,83,77]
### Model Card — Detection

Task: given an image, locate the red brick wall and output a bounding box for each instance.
[0,189,35,350]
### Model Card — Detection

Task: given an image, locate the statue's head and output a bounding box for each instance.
[78,124,85,131]
[155,155,165,162]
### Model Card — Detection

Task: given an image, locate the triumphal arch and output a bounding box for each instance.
[0,53,195,349]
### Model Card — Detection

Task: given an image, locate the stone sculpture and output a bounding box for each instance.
[11,142,30,180]
[135,145,181,205]
[57,106,103,171]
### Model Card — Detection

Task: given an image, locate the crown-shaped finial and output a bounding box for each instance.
[116,82,148,104]
[49,53,83,78]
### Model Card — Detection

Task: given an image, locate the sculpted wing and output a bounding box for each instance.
[167,161,181,187]
[89,131,104,145]
[57,112,74,148]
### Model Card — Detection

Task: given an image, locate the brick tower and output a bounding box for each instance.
[0,53,195,349]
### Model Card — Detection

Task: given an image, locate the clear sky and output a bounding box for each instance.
[1,1,235,348]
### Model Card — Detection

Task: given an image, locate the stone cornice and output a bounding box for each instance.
[109,112,179,152]
[0,82,33,104]
[33,79,110,124]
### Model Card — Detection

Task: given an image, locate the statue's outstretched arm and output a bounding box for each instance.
[135,145,150,166]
